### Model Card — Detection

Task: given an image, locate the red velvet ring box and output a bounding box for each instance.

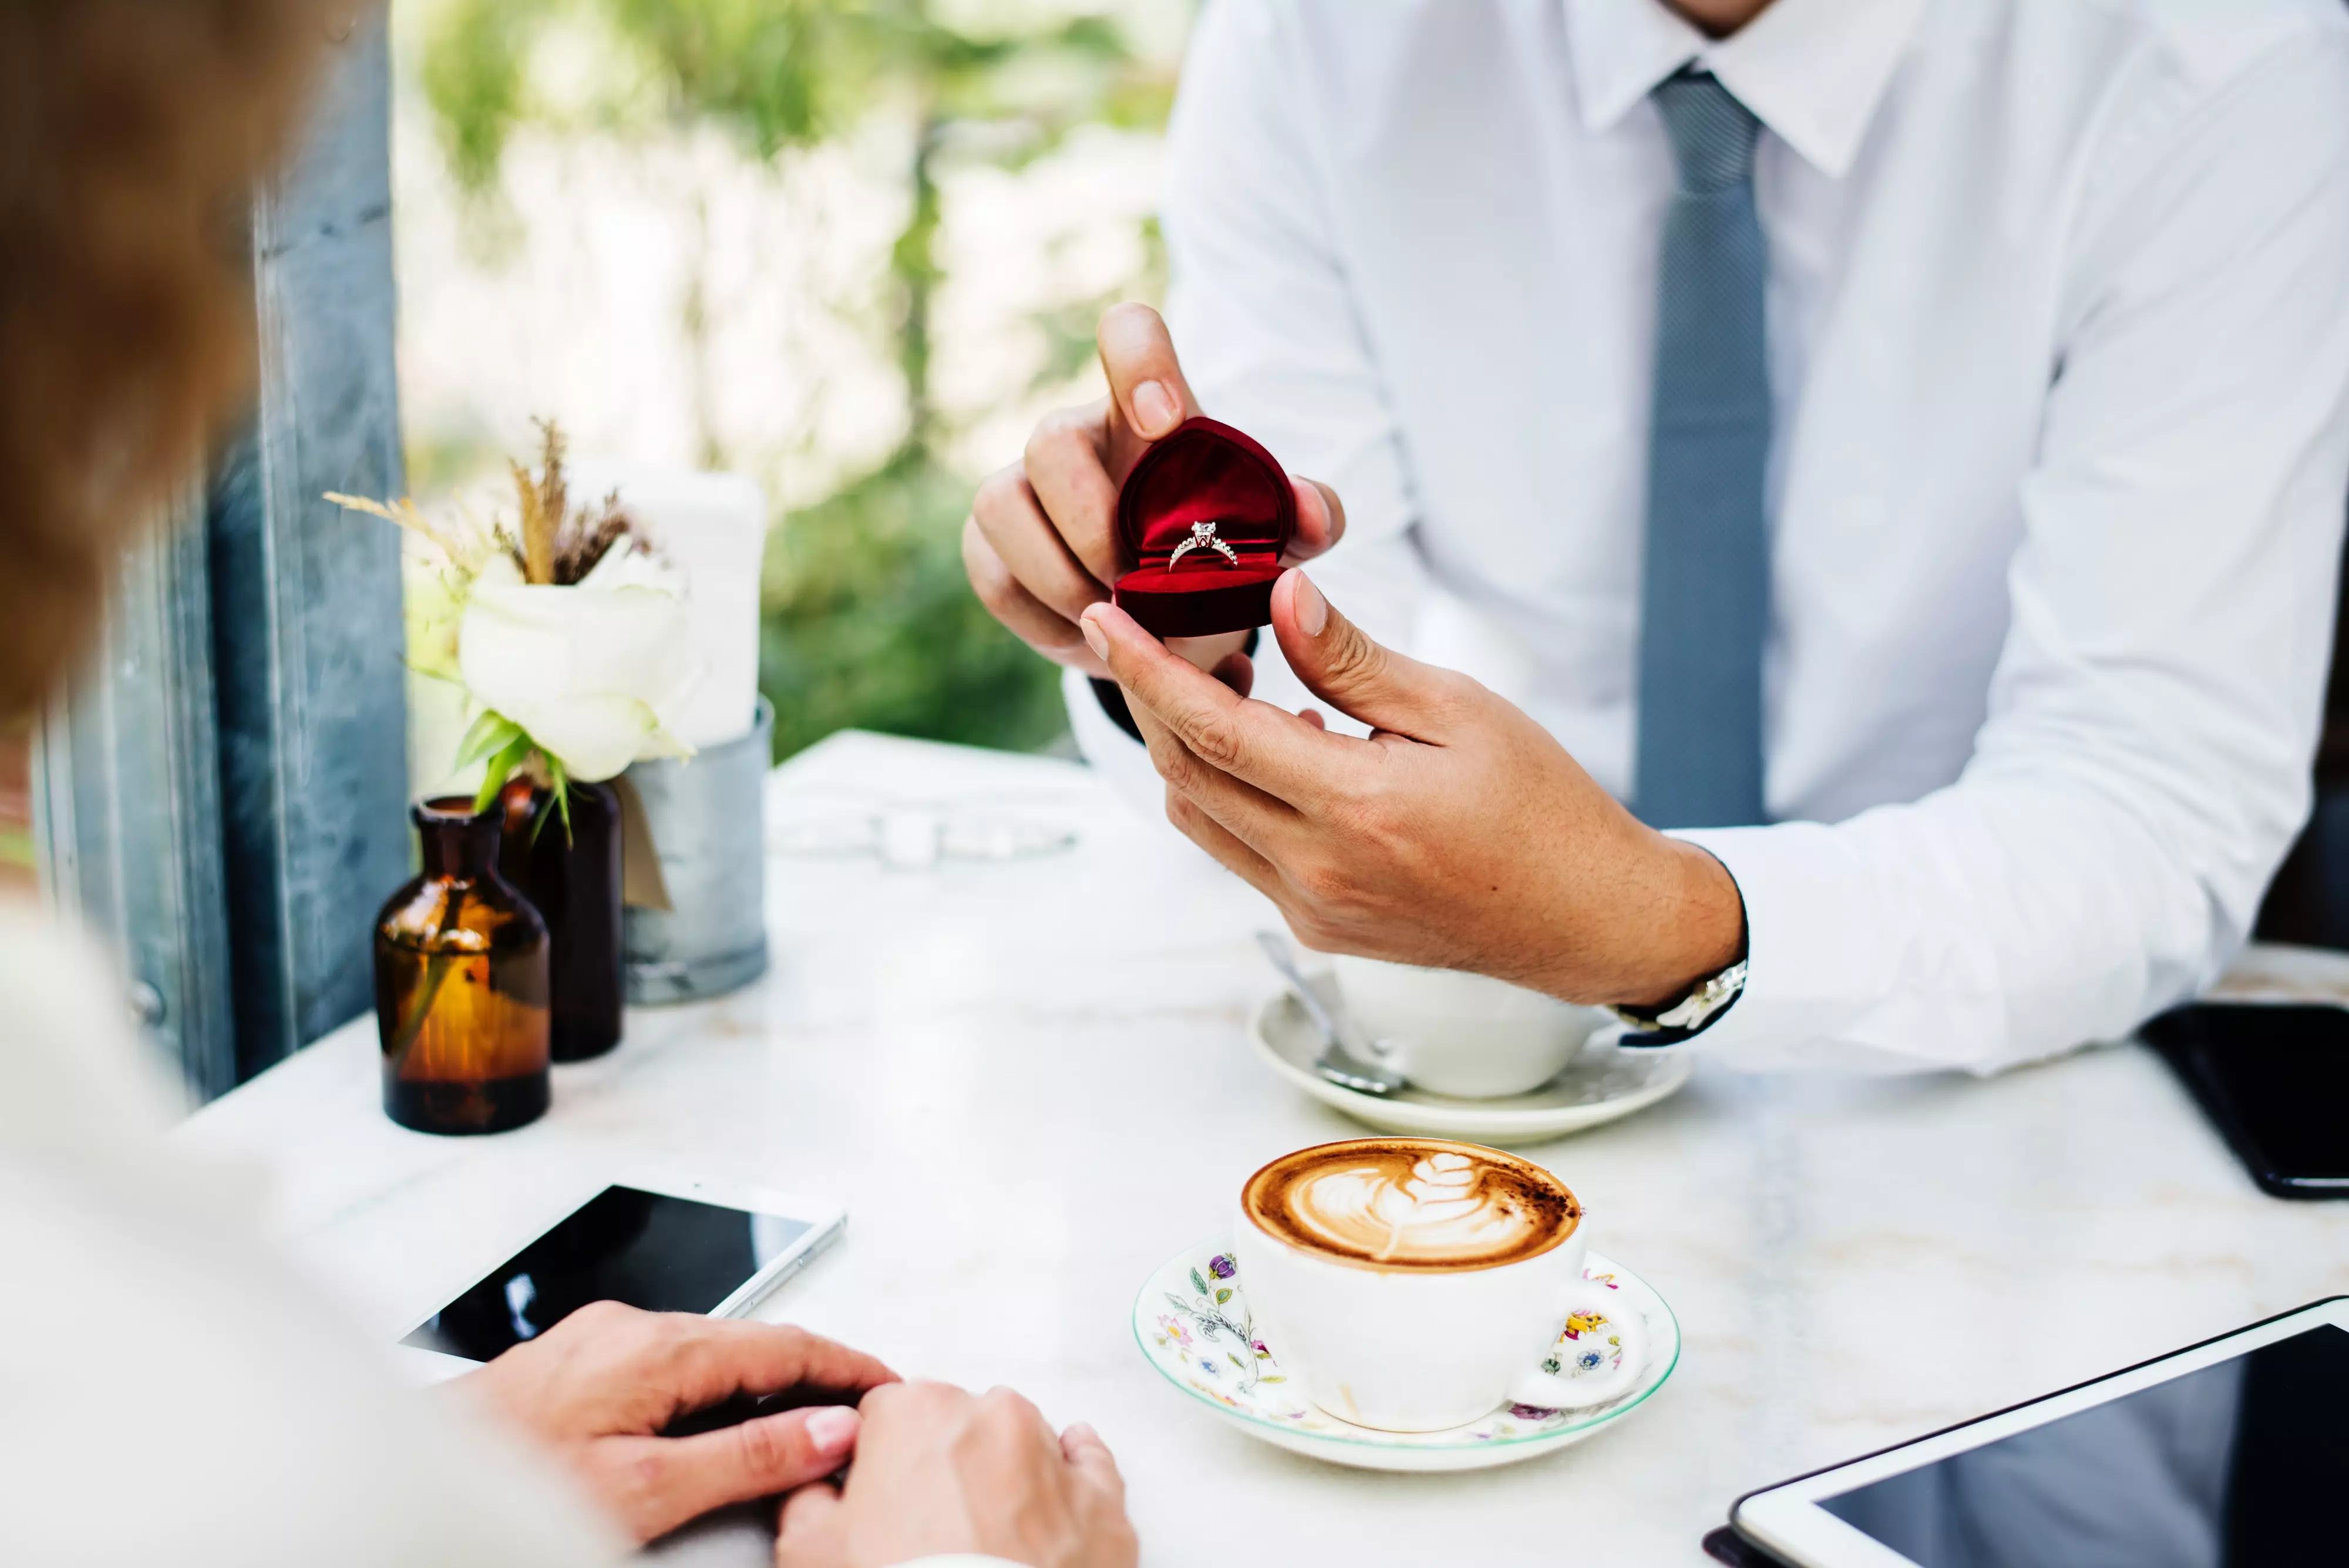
[1112,416,1294,638]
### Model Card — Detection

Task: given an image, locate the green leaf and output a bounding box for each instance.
[1214,1287,1233,1305]
[1188,1268,1209,1298]
[1227,1353,1245,1370]
[530,752,575,847]
[452,709,523,770]
[472,733,532,814]
[550,754,573,844]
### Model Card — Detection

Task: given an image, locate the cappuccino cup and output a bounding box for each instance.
[1328,954,1606,1098]
[1231,1137,1647,1432]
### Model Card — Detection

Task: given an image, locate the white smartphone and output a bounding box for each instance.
[399,1170,846,1369]
[1729,1295,2349,1567]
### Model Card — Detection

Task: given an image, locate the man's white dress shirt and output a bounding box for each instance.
[1068,0,2349,1072]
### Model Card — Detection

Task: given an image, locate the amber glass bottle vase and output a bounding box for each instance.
[499,776,623,1062]
[374,797,551,1134]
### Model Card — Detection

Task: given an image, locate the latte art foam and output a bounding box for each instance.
[1243,1139,1579,1271]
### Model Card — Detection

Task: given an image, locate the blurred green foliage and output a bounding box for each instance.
[415,0,1181,759]
[759,447,1069,756]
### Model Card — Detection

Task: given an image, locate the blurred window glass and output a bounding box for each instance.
[392,0,1193,775]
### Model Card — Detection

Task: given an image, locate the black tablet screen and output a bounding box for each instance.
[401,1185,812,1361]
[1820,1324,2349,1566]
[2145,1005,2349,1186]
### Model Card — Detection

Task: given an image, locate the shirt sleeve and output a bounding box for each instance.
[1678,39,2349,1074]
[0,913,630,1568]
[1068,0,1436,773]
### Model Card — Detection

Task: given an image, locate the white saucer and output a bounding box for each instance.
[1132,1234,1679,1472]
[1247,991,1693,1146]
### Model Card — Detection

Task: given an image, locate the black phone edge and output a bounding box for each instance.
[1704,1524,1796,1566]
[2141,1008,2347,1200]
[1717,1294,2349,1562]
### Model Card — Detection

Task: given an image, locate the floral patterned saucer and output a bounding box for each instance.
[1132,1236,1680,1473]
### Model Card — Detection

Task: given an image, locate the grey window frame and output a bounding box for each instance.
[33,7,410,1102]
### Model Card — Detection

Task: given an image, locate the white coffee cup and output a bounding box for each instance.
[1328,953,1606,1098]
[1231,1138,1647,1432]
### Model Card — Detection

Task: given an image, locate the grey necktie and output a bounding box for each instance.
[1633,69,1769,829]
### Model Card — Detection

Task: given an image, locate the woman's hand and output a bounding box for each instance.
[457,1302,898,1543]
[772,1381,1137,1568]
[962,301,1344,682]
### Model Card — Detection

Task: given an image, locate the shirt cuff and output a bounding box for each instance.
[1664,822,1921,1073]
[889,1557,1031,1567]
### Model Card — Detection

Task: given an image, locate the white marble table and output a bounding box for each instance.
[181,731,2349,1566]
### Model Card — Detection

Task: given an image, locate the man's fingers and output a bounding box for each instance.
[1081,600,1359,807]
[970,463,1112,621]
[1129,698,1301,861]
[1270,569,1458,741]
[1157,776,1290,904]
[1098,302,1201,462]
[1127,711,1286,897]
[1281,477,1347,564]
[1018,405,1126,584]
[607,1405,863,1542]
[1206,648,1254,698]
[963,517,1106,674]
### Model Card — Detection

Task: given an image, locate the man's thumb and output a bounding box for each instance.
[1271,570,1448,739]
[1098,302,1200,446]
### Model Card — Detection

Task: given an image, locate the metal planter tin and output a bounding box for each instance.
[621,697,770,1004]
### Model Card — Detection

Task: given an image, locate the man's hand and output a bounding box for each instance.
[772,1382,1137,1568]
[457,1303,898,1543]
[1079,571,1745,1008]
[963,301,1345,684]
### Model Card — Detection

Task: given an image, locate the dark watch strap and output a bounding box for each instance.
[1611,955,1748,1048]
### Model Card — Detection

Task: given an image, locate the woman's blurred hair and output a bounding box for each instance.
[0,0,329,716]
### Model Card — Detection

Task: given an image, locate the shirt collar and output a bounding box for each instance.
[1562,0,1930,178]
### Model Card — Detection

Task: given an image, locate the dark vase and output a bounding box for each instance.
[374,798,551,1135]
[499,776,624,1062]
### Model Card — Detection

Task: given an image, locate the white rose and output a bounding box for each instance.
[456,551,701,782]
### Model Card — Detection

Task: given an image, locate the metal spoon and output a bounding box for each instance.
[1254,931,1408,1096]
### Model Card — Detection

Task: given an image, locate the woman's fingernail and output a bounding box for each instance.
[1292,572,1329,638]
[806,1406,861,1455]
[1080,609,1111,661]
[1131,379,1178,436]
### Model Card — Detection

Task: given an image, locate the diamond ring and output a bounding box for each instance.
[1166,519,1240,569]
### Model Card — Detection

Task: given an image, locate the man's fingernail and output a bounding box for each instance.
[805,1406,860,1455]
[1131,379,1178,436]
[1079,609,1110,661]
[1065,1421,1100,1445]
[1293,572,1329,638]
